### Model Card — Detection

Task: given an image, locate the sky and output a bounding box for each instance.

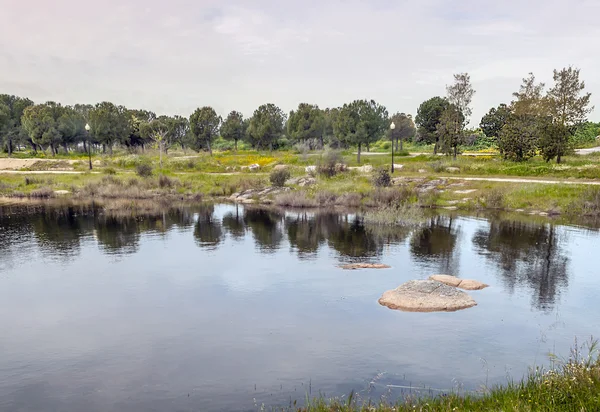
[0,0,598,126]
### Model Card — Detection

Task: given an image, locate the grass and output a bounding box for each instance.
[2,147,600,217]
[286,338,600,412]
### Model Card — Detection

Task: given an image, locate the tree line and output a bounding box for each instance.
[0,66,594,163]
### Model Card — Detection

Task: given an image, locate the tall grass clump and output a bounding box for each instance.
[567,186,600,216]
[372,168,391,187]
[318,149,343,178]
[136,163,153,177]
[479,188,506,209]
[270,168,291,187]
[273,191,317,208]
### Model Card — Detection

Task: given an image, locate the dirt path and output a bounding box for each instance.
[0,170,99,174]
[0,158,80,171]
[442,176,600,186]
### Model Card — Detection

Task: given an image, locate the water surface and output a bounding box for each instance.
[0,202,598,411]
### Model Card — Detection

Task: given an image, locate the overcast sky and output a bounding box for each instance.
[1,0,598,125]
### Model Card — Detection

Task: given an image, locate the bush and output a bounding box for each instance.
[480,188,505,209]
[103,167,117,175]
[372,168,391,187]
[335,192,362,207]
[369,187,415,206]
[273,191,317,207]
[136,163,153,177]
[315,190,337,206]
[269,168,291,187]
[158,174,176,188]
[318,150,343,178]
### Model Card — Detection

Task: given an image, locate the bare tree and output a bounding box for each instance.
[446,73,475,124]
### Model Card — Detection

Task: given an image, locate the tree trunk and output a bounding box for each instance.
[357,143,361,164]
[453,145,457,160]
[109,145,113,155]
[50,145,56,156]
[557,154,562,164]
[83,140,87,153]
[366,143,370,152]
[7,139,12,157]
[159,142,163,168]
[62,143,69,154]
[400,138,403,152]
[434,140,438,155]
[319,134,324,149]
[208,140,212,156]
[102,144,106,154]
[234,139,238,152]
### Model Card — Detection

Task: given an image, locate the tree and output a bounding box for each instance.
[436,105,464,159]
[57,106,86,152]
[446,73,475,123]
[287,103,325,149]
[480,103,511,139]
[498,114,538,161]
[220,111,246,151]
[334,99,388,163]
[140,117,169,167]
[88,102,130,153]
[512,73,545,117]
[127,109,156,149]
[247,103,285,151]
[542,66,593,163]
[323,108,341,148]
[389,112,416,151]
[0,95,34,155]
[21,102,65,155]
[415,96,449,152]
[189,106,221,155]
[164,115,189,151]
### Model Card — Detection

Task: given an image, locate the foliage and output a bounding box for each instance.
[446,72,475,123]
[480,103,511,138]
[318,149,343,178]
[135,162,153,177]
[415,96,449,149]
[21,102,65,154]
[512,72,546,116]
[247,103,286,150]
[89,102,130,152]
[572,122,600,147]
[542,66,594,163]
[189,106,221,154]
[388,112,416,151]
[220,111,247,151]
[498,114,539,161]
[269,168,291,187]
[334,99,388,162]
[287,103,325,149]
[0,94,33,155]
[372,168,391,187]
[436,105,464,159]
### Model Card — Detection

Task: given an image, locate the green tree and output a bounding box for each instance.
[388,112,416,151]
[436,105,464,159]
[446,73,475,123]
[542,66,594,163]
[127,109,156,149]
[287,103,325,148]
[189,106,221,155]
[57,106,86,152]
[247,103,285,151]
[512,73,546,117]
[220,111,247,151]
[479,103,511,139]
[498,114,539,161]
[415,96,449,152]
[334,99,388,163]
[21,102,65,155]
[140,117,169,167]
[323,107,341,148]
[88,102,130,154]
[0,95,33,155]
[164,115,189,151]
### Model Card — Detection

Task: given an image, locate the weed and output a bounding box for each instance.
[270,168,291,187]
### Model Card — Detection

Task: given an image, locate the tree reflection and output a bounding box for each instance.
[193,204,223,249]
[472,219,569,311]
[410,216,460,274]
[286,212,327,258]
[243,208,283,252]
[222,205,246,240]
[31,207,91,259]
[95,215,141,255]
[327,215,382,259]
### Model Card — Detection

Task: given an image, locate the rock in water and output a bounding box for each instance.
[339,263,391,270]
[378,280,476,312]
[429,274,489,291]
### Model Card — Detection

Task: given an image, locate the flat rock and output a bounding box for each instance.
[446,167,460,173]
[339,263,391,270]
[273,164,288,171]
[379,280,476,312]
[429,274,489,291]
[454,189,477,194]
[418,169,427,173]
[53,190,71,195]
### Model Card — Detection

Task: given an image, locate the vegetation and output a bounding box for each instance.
[270,168,290,187]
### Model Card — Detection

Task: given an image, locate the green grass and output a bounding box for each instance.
[287,339,600,412]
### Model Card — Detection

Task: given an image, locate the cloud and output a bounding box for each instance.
[0,0,598,124]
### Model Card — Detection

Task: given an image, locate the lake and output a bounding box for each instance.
[0,202,598,411]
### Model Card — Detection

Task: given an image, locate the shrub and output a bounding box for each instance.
[372,168,391,187]
[429,161,446,173]
[103,167,117,175]
[29,187,55,198]
[335,192,362,207]
[24,177,41,186]
[158,174,176,188]
[380,141,391,150]
[396,149,410,156]
[136,163,153,177]
[318,150,343,178]
[269,168,291,187]
[273,191,317,207]
[369,187,415,206]
[315,190,337,206]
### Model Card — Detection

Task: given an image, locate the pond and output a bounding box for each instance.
[0,202,598,411]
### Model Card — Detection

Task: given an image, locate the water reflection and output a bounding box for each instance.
[194,204,223,249]
[473,219,569,311]
[410,216,460,274]
[243,208,284,252]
